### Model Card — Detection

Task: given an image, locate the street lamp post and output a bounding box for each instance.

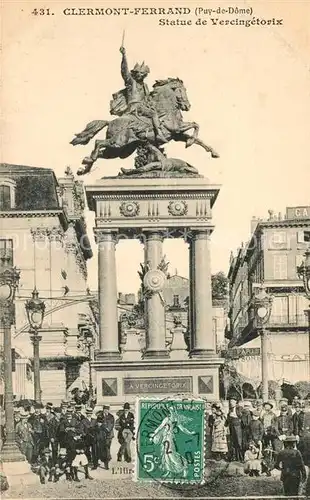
[297,247,310,381]
[77,327,95,401]
[25,288,45,403]
[0,266,25,462]
[253,284,273,403]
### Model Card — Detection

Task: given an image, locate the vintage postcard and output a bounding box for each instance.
[1,0,310,498]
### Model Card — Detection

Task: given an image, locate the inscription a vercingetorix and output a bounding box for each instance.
[123,377,192,394]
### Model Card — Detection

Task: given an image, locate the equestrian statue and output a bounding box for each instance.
[71,40,219,177]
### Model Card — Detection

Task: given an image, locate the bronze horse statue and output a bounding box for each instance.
[71,78,219,175]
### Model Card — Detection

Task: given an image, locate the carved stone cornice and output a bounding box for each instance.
[31,227,49,242]
[64,226,87,280]
[93,192,216,201]
[47,227,65,243]
[94,229,119,245]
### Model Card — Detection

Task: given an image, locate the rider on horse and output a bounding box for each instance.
[118,46,167,144]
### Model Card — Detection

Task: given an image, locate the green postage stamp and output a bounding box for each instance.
[135,397,205,484]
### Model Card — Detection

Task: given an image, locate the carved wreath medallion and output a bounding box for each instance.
[168,200,188,216]
[119,201,140,217]
[143,269,166,295]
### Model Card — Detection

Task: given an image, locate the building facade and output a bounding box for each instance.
[0,164,97,404]
[226,206,310,387]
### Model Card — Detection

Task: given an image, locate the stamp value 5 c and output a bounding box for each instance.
[135,398,205,484]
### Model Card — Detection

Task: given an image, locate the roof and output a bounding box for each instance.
[0,163,60,211]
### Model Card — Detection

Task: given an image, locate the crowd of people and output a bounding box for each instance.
[1,394,310,495]
[206,397,310,496]
[9,400,134,484]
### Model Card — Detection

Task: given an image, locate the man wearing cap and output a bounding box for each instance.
[80,407,98,469]
[97,405,115,469]
[57,406,80,473]
[275,435,306,496]
[277,403,294,440]
[15,410,34,464]
[116,403,135,463]
[56,400,69,449]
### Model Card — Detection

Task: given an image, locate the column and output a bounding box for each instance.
[30,332,42,403]
[14,359,28,399]
[143,231,168,358]
[97,231,120,358]
[189,230,216,357]
[260,327,269,402]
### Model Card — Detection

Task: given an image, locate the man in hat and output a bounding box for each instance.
[13,407,21,428]
[292,401,305,439]
[57,406,80,473]
[15,410,34,464]
[277,403,294,441]
[278,398,292,417]
[45,403,59,465]
[56,400,69,448]
[261,401,278,451]
[275,435,306,496]
[116,402,135,463]
[119,46,168,144]
[249,409,264,451]
[240,401,253,454]
[73,404,84,422]
[80,407,98,469]
[97,405,115,469]
[28,403,48,464]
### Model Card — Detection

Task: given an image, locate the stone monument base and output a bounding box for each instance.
[2,460,39,487]
[93,358,222,408]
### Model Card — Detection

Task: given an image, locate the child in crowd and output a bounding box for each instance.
[38,448,54,484]
[71,441,93,482]
[54,448,72,482]
[244,441,261,477]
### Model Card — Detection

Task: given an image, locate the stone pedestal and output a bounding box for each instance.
[2,460,39,486]
[85,175,223,400]
[94,358,222,408]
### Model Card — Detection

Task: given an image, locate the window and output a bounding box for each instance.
[270,296,288,324]
[273,254,288,279]
[173,295,180,307]
[0,185,11,210]
[0,179,16,210]
[0,240,13,268]
[269,231,288,249]
[296,254,304,277]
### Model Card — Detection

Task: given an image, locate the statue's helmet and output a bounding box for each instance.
[132,61,150,75]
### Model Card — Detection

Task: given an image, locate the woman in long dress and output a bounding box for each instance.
[211,407,228,460]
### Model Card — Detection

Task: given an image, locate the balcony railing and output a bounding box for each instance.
[269,314,309,326]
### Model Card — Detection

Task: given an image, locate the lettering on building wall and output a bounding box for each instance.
[286,206,310,220]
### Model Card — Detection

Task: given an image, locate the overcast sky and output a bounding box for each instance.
[2,1,310,293]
